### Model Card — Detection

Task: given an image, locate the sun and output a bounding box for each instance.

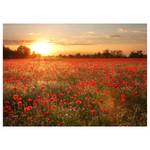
[31,41,53,56]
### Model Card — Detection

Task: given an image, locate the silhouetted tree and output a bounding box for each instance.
[110,50,125,58]
[3,46,17,58]
[102,50,112,58]
[129,50,145,58]
[76,53,81,58]
[30,51,37,58]
[17,45,30,58]
[97,52,102,57]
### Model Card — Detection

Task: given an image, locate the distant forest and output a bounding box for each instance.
[3,45,147,59]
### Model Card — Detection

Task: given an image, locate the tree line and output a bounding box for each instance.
[3,45,40,59]
[3,45,147,59]
[59,49,147,58]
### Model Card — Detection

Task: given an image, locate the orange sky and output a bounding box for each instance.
[3,24,147,55]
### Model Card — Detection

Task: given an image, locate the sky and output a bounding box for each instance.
[3,24,147,55]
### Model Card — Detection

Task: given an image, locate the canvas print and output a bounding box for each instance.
[3,24,147,126]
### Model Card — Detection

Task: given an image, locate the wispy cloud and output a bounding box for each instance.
[118,28,146,34]
[118,28,128,33]
[28,32,41,36]
[58,42,95,45]
[3,39,98,46]
[87,31,96,35]
[110,35,121,38]
[110,34,121,38]
[3,40,34,45]
[131,30,146,33]
[51,37,99,45]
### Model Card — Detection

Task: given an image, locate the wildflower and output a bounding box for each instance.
[18,101,22,106]
[18,97,22,101]
[85,96,90,101]
[90,80,96,86]
[37,96,42,99]
[49,105,56,111]
[24,106,32,112]
[4,105,12,113]
[60,100,64,105]
[24,107,28,112]
[44,112,49,115]
[13,95,19,101]
[57,122,64,126]
[75,100,81,105]
[40,86,45,91]
[120,93,126,103]
[27,98,33,102]
[28,106,32,110]
[101,108,107,113]
[103,91,109,96]
[59,93,64,97]
[4,101,10,105]
[90,109,96,115]
[13,95,22,102]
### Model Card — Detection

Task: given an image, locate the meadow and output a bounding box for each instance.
[3,58,147,126]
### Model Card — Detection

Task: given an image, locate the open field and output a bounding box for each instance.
[3,58,147,126]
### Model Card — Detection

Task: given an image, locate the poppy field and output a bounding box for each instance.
[3,58,147,126]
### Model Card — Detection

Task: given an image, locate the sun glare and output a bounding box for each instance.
[31,41,53,56]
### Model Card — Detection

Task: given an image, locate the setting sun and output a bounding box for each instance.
[31,41,53,56]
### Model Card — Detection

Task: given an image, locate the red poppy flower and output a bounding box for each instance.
[18,97,22,101]
[28,98,33,102]
[18,101,22,106]
[28,106,32,110]
[75,100,81,105]
[24,106,32,112]
[120,93,126,103]
[13,95,22,102]
[90,109,96,115]
[4,105,12,113]
[13,95,19,101]
[49,105,56,111]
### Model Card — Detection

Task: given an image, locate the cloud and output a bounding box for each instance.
[3,39,99,46]
[51,34,101,45]
[87,31,96,34]
[28,32,41,36]
[61,43,93,45]
[54,40,97,46]
[110,35,121,38]
[118,28,146,34]
[131,30,146,33]
[3,40,34,45]
[118,28,128,33]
